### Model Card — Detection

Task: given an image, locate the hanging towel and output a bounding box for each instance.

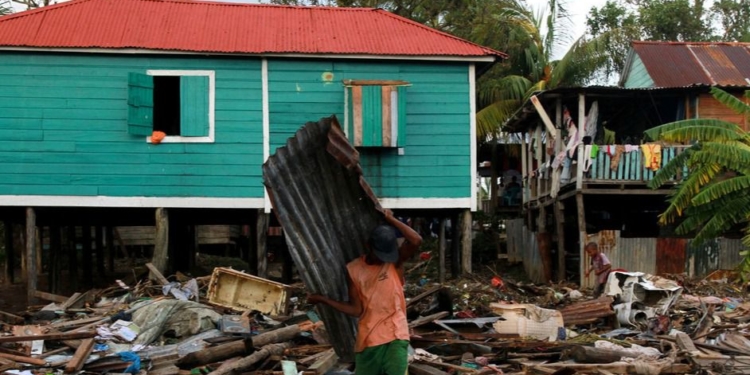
[642,143,662,171]
[603,127,616,145]
[591,145,600,158]
[583,145,594,172]
[610,145,625,171]
[585,101,599,141]
[625,144,640,153]
[552,151,566,169]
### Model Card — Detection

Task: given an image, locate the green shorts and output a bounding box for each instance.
[354,340,409,375]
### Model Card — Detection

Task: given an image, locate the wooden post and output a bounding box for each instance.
[521,132,528,205]
[554,202,566,282]
[256,210,269,279]
[527,130,534,201]
[438,217,447,283]
[460,209,472,274]
[106,226,115,272]
[3,220,13,285]
[67,226,78,291]
[578,93,586,139]
[152,208,169,278]
[535,125,542,198]
[537,205,552,282]
[576,193,587,287]
[82,226,92,287]
[450,212,460,278]
[555,99,563,153]
[50,226,61,294]
[95,226,105,277]
[25,208,37,304]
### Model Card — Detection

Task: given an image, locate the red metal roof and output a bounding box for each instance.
[0,0,505,59]
[632,41,750,87]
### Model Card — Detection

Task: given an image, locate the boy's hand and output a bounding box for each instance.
[584,269,591,277]
[307,294,327,305]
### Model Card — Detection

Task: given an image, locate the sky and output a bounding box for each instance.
[526,0,609,59]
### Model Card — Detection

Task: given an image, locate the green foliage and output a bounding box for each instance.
[648,88,750,280]
[0,0,12,15]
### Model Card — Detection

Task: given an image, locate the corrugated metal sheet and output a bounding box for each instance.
[506,219,545,283]
[656,238,687,275]
[719,238,744,270]
[582,231,657,289]
[0,0,505,58]
[263,116,383,362]
[686,239,720,277]
[632,42,750,87]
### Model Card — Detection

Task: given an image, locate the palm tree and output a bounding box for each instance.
[645,87,750,278]
[475,0,609,140]
[1,0,13,15]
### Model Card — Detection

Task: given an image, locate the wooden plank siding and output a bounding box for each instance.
[0,52,264,198]
[267,59,471,199]
[623,54,656,88]
[699,93,749,131]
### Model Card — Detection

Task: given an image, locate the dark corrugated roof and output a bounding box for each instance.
[263,116,383,362]
[632,42,750,87]
[0,0,505,59]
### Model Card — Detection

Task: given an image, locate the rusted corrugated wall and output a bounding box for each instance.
[506,219,545,283]
[263,116,383,362]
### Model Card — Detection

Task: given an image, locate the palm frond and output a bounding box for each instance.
[476,99,522,140]
[657,162,721,225]
[648,145,697,188]
[693,195,750,244]
[477,75,532,108]
[711,87,750,116]
[690,143,750,175]
[644,119,745,142]
[692,176,750,206]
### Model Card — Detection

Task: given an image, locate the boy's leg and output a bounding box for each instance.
[381,340,409,375]
[594,282,604,297]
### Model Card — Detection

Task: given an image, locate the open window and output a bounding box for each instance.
[344,80,408,148]
[127,70,214,143]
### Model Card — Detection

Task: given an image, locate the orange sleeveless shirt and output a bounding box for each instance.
[346,256,410,353]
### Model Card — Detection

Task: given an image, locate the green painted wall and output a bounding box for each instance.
[268,59,471,198]
[623,53,655,88]
[0,52,264,197]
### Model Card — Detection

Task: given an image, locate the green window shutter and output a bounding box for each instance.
[397,86,407,147]
[127,73,154,136]
[361,85,382,147]
[180,76,210,137]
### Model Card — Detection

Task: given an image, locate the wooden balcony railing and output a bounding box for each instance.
[585,145,690,183]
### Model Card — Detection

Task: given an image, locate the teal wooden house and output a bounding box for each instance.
[0,0,504,291]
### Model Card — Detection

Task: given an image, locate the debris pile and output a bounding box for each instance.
[1,266,749,374]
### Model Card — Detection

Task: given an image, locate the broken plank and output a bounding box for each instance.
[60,292,83,310]
[65,338,95,373]
[297,349,333,366]
[675,332,700,356]
[33,290,69,303]
[416,360,477,373]
[146,262,170,285]
[308,350,338,375]
[0,352,48,366]
[148,365,180,375]
[51,316,105,330]
[0,310,24,325]
[409,363,450,375]
[406,286,443,308]
[0,330,95,343]
[534,362,693,374]
[409,311,450,329]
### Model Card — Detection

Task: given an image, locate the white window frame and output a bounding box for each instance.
[145,70,215,143]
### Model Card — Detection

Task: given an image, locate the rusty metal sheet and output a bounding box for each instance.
[656,238,687,275]
[686,238,720,278]
[262,116,383,362]
[633,42,750,87]
[582,231,657,289]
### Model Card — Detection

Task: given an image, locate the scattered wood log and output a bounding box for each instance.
[307,349,338,375]
[567,346,642,364]
[558,296,614,326]
[297,349,334,367]
[409,311,450,329]
[33,290,69,304]
[146,262,170,286]
[0,330,95,343]
[533,362,692,374]
[178,324,301,367]
[208,342,291,375]
[0,352,47,366]
[65,338,95,373]
[0,310,24,325]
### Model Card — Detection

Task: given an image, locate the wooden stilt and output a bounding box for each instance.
[554,201,566,281]
[450,212,460,278]
[537,205,552,282]
[106,226,115,272]
[67,226,78,291]
[82,226,92,287]
[3,220,13,285]
[256,210,269,279]
[50,226,61,294]
[95,226,105,277]
[460,209,472,274]
[438,217,447,283]
[25,208,37,304]
[151,208,169,278]
[576,193,587,287]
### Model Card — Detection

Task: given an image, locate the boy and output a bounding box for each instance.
[307,209,422,375]
[584,242,611,297]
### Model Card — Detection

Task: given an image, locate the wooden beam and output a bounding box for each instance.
[3,220,13,285]
[64,338,95,373]
[25,208,37,304]
[521,132,528,205]
[438,218,447,283]
[152,208,169,277]
[554,201,566,282]
[256,210,269,279]
[460,209,472,274]
[409,311,449,329]
[33,290,68,303]
[530,95,556,137]
[0,330,95,343]
[582,188,673,195]
[576,193,587,288]
[308,349,338,375]
[146,263,170,286]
